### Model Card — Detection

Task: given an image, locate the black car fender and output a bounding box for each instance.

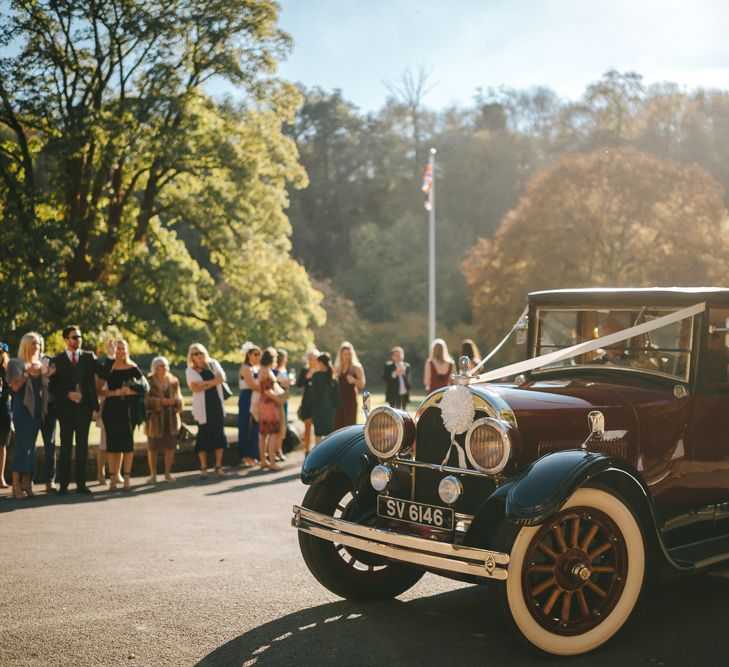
[464,450,680,569]
[300,425,373,491]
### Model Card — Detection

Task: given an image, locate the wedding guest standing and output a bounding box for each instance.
[145,356,183,483]
[38,336,57,492]
[295,349,319,455]
[186,343,228,479]
[50,325,112,495]
[257,348,287,471]
[99,340,148,492]
[273,347,291,461]
[309,352,339,444]
[237,342,261,467]
[383,346,411,410]
[0,343,10,489]
[423,338,454,393]
[6,333,53,499]
[334,341,366,429]
[460,338,482,370]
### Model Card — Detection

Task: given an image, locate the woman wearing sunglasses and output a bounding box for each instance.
[186,343,228,478]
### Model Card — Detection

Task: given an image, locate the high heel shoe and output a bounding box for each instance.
[122,473,132,492]
[215,466,226,478]
[11,485,26,499]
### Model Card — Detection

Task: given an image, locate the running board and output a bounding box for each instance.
[668,534,729,569]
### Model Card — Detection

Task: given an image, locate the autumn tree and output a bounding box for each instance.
[463,147,729,341]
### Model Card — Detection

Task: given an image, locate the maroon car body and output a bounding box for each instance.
[293,287,729,656]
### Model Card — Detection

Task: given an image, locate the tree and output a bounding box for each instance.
[463,147,729,341]
[0,0,322,356]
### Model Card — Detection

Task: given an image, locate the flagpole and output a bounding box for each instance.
[428,147,436,345]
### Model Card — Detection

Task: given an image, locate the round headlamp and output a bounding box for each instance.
[370,464,392,492]
[465,417,512,474]
[364,406,415,460]
[438,475,463,505]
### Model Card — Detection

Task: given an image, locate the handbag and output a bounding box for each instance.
[221,382,233,400]
[177,423,195,448]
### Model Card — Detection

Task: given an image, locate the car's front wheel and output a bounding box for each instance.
[494,487,645,656]
[298,476,425,601]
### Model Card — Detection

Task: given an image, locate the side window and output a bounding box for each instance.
[704,308,729,389]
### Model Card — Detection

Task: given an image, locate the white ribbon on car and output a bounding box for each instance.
[468,301,706,385]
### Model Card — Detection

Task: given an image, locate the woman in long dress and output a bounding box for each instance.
[99,340,148,492]
[423,338,454,393]
[6,333,54,499]
[186,343,228,479]
[145,356,183,483]
[309,353,339,444]
[333,341,365,429]
[237,343,261,467]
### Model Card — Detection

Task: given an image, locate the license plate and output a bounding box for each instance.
[377,496,454,530]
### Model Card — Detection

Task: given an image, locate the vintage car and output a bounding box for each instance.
[292,288,729,656]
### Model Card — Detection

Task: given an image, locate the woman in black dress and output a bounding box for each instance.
[185,343,228,479]
[99,340,148,491]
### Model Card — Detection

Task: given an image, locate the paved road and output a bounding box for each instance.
[2,452,729,666]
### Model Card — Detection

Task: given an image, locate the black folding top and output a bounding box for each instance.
[528,287,729,307]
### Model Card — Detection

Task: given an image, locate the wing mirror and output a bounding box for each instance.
[581,411,605,453]
[362,391,371,419]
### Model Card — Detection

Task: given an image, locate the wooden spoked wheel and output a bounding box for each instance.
[521,507,628,634]
[499,487,645,656]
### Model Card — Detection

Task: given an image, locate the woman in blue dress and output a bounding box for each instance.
[237,343,261,467]
[7,332,53,499]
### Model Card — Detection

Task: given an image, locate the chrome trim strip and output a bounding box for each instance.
[395,456,489,478]
[292,505,508,580]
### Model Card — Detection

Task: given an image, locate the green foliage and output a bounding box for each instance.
[0,0,322,360]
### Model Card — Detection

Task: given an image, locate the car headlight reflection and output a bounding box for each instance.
[364,406,415,459]
[465,417,512,474]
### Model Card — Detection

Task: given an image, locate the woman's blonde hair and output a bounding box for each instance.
[17,332,42,362]
[187,343,211,367]
[334,341,362,374]
[429,338,454,364]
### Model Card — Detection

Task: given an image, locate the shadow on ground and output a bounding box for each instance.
[197,571,729,666]
[0,465,299,512]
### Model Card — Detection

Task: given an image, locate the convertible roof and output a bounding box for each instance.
[528,287,729,306]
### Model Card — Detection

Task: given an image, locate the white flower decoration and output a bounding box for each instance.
[440,384,475,435]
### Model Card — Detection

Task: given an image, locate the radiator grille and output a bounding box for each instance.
[412,406,495,515]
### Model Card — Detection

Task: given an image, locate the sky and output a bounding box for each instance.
[259,0,729,112]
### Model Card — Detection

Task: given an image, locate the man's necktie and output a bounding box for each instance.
[71,352,78,366]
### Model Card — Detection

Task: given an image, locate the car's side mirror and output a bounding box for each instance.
[362,391,371,419]
[515,315,529,345]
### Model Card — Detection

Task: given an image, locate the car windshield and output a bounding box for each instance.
[533,307,694,382]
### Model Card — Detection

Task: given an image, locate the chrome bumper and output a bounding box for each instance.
[292,505,509,581]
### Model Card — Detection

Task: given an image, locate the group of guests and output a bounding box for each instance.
[0,326,232,498]
[0,326,484,498]
[237,341,366,462]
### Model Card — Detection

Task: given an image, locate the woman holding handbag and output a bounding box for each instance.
[257,347,287,471]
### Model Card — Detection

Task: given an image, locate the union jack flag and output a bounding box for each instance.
[421,162,433,211]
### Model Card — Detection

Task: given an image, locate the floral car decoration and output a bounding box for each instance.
[292,287,729,656]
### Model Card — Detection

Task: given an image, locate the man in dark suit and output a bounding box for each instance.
[383,346,411,411]
[50,325,111,495]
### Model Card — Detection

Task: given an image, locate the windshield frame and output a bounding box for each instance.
[529,305,696,383]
